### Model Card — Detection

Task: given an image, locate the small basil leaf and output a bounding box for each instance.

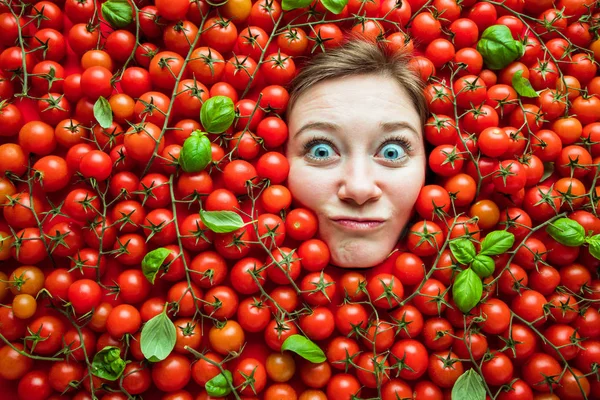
[476,25,523,70]
[200,209,244,233]
[449,239,476,265]
[205,370,233,397]
[512,69,539,98]
[471,254,495,278]
[320,0,348,14]
[141,308,176,362]
[91,346,126,381]
[452,268,483,313]
[200,96,235,134]
[586,235,600,260]
[141,247,171,284]
[452,369,486,400]
[281,334,327,363]
[101,0,133,28]
[179,130,213,173]
[546,218,586,247]
[281,0,313,10]
[480,230,515,256]
[93,96,113,129]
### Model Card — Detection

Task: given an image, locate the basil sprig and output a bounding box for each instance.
[545,217,600,261]
[449,230,514,313]
[141,305,176,362]
[476,25,524,70]
[452,369,486,400]
[282,0,347,13]
[200,209,244,233]
[93,96,112,129]
[200,96,235,134]
[453,268,483,314]
[512,70,539,98]
[205,371,233,397]
[101,0,133,28]
[141,247,171,284]
[546,217,586,247]
[91,346,126,381]
[587,235,600,260]
[281,334,326,363]
[179,130,213,173]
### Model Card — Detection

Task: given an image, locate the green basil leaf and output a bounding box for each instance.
[320,0,348,14]
[91,346,126,381]
[200,209,244,233]
[200,96,235,134]
[141,247,171,284]
[101,0,133,28]
[480,230,515,256]
[281,0,313,10]
[541,162,554,183]
[141,308,176,362]
[449,239,476,265]
[93,96,113,129]
[471,254,495,278]
[205,370,233,397]
[452,369,486,400]
[546,218,586,247]
[476,25,523,70]
[586,235,600,260]
[179,130,213,173]
[281,334,327,363]
[512,69,539,98]
[452,268,483,313]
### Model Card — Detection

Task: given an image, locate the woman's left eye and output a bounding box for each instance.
[379,143,408,162]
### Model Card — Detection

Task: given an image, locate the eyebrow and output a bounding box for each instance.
[293,121,421,140]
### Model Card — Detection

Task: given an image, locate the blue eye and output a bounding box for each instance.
[379,143,407,161]
[307,142,335,159]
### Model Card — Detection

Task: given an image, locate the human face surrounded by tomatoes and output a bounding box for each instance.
[286,74,427,269]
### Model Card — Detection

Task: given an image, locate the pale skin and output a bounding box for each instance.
[285,73,427,269]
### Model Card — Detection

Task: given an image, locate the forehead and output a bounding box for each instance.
[288,74,421,134]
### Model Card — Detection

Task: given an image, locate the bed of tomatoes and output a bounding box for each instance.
[0,0,599,399]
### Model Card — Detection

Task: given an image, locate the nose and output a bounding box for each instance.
[337,157,383,206]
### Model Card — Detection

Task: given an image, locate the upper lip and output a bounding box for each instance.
[330,216,386,222]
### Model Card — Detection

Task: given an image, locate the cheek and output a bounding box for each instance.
[389,165,426,214]
[288,162,331,211]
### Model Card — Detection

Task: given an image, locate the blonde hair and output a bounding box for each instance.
[286,34,428,128]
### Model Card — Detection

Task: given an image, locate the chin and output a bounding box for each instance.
[329,245,391,269]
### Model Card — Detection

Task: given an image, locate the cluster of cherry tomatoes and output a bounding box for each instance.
[0,0,599,398]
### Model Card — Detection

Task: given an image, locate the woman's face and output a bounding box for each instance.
[285,73,426,269]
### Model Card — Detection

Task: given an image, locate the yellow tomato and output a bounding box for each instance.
[219,0,252,23]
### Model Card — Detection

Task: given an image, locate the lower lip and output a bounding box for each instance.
[333,220,384,230]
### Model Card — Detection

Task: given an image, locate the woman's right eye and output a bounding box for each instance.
[306,142,335,160]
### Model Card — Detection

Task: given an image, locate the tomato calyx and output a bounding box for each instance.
[23,324,47,354]
[135,99,164,119]
[177,321,198,337]
[410,221,442,249]
[237,368,259,395]
[39,93,67,111]
[134,182,159,207]
[142,219,167,242]
[7,272,27,293]
[436,350,462,369]
[307,29,333,54]
[439,145,464,168]
[265,50,293,69]
[305,272,335,302]
[45,229,70,253]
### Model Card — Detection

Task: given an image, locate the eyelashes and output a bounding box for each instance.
[302,134,414,163]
